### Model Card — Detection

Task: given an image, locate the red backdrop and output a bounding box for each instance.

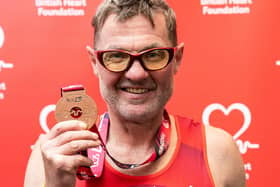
[0,0,279,186]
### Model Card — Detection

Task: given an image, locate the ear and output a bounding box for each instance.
[86,45,99,77]
[173,42,184,74]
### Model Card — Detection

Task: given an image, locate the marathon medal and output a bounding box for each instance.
[55,85,98,129]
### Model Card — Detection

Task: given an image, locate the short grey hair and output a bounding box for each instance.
[92,0,178,46]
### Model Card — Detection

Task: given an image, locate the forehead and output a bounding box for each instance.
[95,13,172,51]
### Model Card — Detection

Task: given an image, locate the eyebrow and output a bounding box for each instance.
[105,43,164,52]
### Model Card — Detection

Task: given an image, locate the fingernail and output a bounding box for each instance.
[96,140,101,146]
[91,132,99,140]
[79,122,88,129]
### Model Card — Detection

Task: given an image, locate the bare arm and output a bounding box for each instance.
[206,126,246,187]
[24,134,46,187]
[24,120,101,187]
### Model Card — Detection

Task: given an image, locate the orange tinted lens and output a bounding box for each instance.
[102,51,130,72]
[141,49,169,70]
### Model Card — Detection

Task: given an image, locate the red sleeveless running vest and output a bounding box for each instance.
[76,115,215,187]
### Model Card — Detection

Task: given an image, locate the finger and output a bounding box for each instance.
[44,154,93,174]
[56,139,101,155]
[72,154,93,168]
[50,130,100,147]
[47,120,88,139]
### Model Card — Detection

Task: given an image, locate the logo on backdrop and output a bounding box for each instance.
[0,26,4,48]
[39,104,56,133]
[202,103,260,180]
[35,0,87,16]
[276,60,280,66]
[0,26,14,101]
[200,0,253,15]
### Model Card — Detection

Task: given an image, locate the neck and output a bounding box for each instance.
[105,109,165,165]
[107,109,164,148]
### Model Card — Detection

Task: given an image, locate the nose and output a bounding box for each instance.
[124,60,149,81]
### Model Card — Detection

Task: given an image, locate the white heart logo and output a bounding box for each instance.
[202,103,251,140]
[39,104,56,133]
[0,26,4,48]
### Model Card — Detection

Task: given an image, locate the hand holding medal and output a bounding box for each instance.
[55,85,105,179]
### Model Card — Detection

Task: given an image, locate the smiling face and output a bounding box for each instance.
[90,13,183,123]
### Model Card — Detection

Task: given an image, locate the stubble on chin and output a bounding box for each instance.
[111,90,172,124]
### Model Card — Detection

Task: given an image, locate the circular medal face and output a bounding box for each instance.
[55,93,98,129]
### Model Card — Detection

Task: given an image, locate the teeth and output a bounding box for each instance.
[125,88,148,94]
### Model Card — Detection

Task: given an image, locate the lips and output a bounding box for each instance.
[123,87,149,94]
[118,80,156,95]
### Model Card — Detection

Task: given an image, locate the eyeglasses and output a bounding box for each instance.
[94,47,176,72]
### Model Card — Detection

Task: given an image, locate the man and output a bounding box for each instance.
[24,0,246,186]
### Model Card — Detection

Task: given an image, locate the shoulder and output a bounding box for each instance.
[205,125,235,153]
[205,126,246,187]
